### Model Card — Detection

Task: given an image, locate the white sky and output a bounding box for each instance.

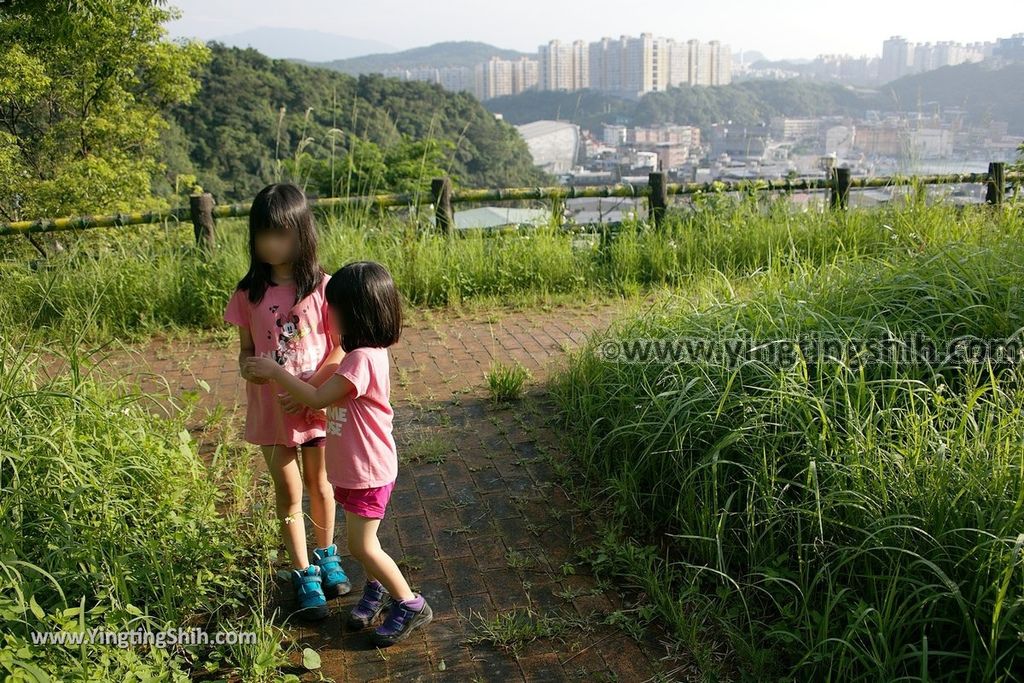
[165,0,1021,60]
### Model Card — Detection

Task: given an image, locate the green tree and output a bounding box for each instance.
[0,0,209,220]
[295,135,450,198]
[171,46,548,202]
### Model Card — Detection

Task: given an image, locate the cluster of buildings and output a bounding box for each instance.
[539,35,732,95]
[380,58,542,101]
[879,36,990,82]
[515,120,703,177]
[514,110,1019,186]
[460,110,1019,227]
[380,33,732,101]
[380,31,1023,97]
[737,33,1024,86]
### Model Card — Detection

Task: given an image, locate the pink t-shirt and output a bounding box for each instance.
[326,346,397,489]
[223,274,335,447]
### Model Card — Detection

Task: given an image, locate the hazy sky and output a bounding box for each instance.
[166,0,1020,60]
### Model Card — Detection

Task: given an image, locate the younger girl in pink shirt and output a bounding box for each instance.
[224,183,350,621]
[245,261,432,647]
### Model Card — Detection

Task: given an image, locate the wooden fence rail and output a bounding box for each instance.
[2,163,1020,244]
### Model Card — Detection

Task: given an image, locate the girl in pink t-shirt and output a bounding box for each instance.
[223,183,350,622]
[244,261,433,647]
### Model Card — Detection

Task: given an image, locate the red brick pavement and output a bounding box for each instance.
[53,301,681,682]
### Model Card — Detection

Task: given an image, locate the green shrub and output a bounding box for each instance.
[0,343,285,679]
[552,239,1024,680]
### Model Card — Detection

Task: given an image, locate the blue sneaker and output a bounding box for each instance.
[347,580,390,630]
[312,544,351,599]
[290,565,328,621]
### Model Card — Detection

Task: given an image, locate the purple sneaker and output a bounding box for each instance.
[372,594,432,647]
[347,580,390,630]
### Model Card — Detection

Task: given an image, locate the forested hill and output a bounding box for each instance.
[485,80,878,133]
[485,65,1024,135]
[166,44,547,201]
[879,61,1024,130]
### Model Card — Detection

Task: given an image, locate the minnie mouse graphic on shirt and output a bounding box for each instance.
[266,304,313,367]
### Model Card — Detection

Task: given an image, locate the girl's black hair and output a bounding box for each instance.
[325,262,403,352]
[237,183,324,304]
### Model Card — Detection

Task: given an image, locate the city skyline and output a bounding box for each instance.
[165,0,1022,62]
[380,35,734,102]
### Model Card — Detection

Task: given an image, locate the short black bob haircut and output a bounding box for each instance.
[325,261,402,352]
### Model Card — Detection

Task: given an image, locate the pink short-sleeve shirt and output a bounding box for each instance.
[224,274,335,447]
[325,346,397,489]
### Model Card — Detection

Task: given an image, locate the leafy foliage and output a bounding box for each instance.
[0,0,209,219]
[170,45,549,202]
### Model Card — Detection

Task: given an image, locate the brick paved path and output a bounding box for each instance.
[76,302,678,682]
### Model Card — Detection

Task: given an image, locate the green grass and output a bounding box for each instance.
[464,606,592,654]
[0,340,290,680]
[486,361,532,403]
[550,221,1024,681]
[3,197,1022,679]
[1,197,1012,341]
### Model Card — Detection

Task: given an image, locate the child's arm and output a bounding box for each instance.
[237,327,268,384]
[306,331,345,388]
[244,355,353,409]
[277,333,344,414]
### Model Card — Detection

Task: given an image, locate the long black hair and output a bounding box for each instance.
[325,262,403,352]
[237,183,323,304]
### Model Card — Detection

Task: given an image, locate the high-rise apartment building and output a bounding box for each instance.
[882,35,989,82]
[583,35,732,96]
[881,36,914,82]
[477,57,539,99]
[538,40,589,91]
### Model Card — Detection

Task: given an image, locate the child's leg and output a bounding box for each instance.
[345,510,415,601]
[300,445,335,549]
[261,445,309,569]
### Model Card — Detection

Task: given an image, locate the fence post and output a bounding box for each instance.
[986,162,1006,207]
[551,193,565,227]
[829,167,851,211]
[189,192,216,250]
[648,171,667,228]
[430,177,453,234]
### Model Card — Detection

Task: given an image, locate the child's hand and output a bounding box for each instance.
[278,392,303,414]
[239,362,270,384]
[244,356,283,380]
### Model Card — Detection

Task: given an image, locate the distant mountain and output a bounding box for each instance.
[212,27,395,62]
[879,61,1024,132]
[734,50,767,65]
[750,58,811,70]
[315,41,532,75]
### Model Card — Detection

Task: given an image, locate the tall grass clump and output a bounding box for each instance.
[2,199,1017,340]
[0,341,285,679]
[551,235,1024,681]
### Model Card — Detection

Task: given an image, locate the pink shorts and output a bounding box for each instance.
[334,481,396,519]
